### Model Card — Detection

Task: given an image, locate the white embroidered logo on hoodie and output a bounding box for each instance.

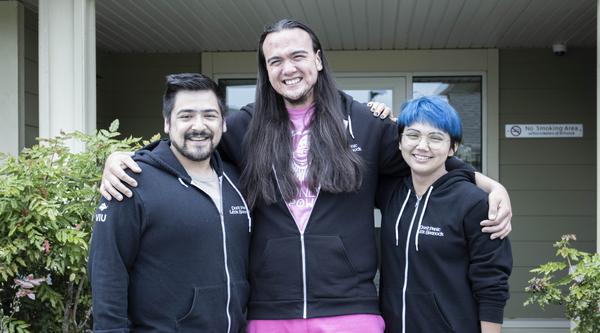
[229,205,248,215]
[418,225,445,237]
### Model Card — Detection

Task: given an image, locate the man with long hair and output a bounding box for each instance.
[100,20,512,333]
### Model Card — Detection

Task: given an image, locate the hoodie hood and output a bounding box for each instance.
[134,139,224,185]
[339,91,358,139]
[402,167,475,194]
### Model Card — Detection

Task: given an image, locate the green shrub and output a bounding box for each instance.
[525,234,600,333]
[0,121,155,332]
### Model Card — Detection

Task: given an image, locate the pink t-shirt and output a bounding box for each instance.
[247,314,385,333]
[246,106,385,332]
[286,105,318,233]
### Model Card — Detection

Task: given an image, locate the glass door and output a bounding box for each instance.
[335,76,407,117]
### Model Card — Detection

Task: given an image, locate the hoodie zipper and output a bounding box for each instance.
[401,196,421,333]
[301,187,320,319]
[218,178,232,333]
[272,166,320,319]
[190,178,231,333]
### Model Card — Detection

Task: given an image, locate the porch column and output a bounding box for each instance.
[597,0,599,253]
[0,1,25,155]
[39,0,96,151]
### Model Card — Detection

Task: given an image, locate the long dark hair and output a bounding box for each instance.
[241,19,363,208]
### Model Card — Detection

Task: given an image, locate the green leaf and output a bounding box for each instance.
[100,129,111,137]
[109,119,120,132]
[15,257,26,267]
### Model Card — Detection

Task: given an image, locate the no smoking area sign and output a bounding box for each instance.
[505,124,583,138]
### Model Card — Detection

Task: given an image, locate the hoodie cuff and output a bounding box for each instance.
[479,301,505,324]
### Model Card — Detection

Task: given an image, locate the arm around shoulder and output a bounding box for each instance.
[377,117,410,177]
[474,172,513,239]
[219,104,254,167]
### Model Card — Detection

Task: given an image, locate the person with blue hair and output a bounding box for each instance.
[377,96,512,333]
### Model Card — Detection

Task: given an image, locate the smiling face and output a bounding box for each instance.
[164,89,226,164]
[262,28,323,108]
[400,122,456,181]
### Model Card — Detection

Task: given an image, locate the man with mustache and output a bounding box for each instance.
[89,73,251,332]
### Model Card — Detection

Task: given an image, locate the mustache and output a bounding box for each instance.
[184,130,213,140]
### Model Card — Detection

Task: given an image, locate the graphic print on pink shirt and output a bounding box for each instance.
[287,106,318,233]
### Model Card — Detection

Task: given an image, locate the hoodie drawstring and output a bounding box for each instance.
[347,115,355,139]
[415,186,433,252]
[399,185,433,333]
[395,189,411,246]
[223,172,252,233]
[178,177,189,188]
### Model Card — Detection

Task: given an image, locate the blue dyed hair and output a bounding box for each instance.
[397,96,463,147]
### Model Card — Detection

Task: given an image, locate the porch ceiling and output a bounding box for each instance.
[23,0,597,53]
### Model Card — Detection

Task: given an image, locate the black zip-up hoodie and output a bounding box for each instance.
[377,169,512,333]
[219,92,409,319]
[89,139,251,333]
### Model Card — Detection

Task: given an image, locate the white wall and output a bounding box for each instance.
[0,1,25,155]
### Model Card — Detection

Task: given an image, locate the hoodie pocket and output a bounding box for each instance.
[176,285,228,332]
[406,292,455,332]
[305,235,359,299]
[251,237,303,301]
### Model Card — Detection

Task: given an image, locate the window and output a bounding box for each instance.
[218,79,256,113]
[336,76,406,115]
[413,76,483,171]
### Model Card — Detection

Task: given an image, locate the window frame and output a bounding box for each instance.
[409,71,489,174]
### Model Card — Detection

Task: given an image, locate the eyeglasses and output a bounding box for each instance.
[401,132,449,149]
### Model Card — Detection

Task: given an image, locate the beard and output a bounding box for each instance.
[278,83,315,107]
[171,129,215,162]
[284,92,310,106]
